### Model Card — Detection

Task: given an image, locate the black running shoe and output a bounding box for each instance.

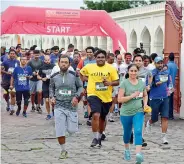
[101,133,106,141]
[37,107,42,114]
[90,138,98,147]
[86,120,91,126]
[16,109,21,116]
[98,138,102,148]
[31,106,36,112]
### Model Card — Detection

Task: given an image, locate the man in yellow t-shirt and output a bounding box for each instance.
[80,49,119,148]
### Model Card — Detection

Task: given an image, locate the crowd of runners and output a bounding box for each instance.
[1,44,178,163]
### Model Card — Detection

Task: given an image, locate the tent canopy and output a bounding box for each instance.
[1,6,127,51]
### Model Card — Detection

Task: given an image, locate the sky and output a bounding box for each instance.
[1,0,85,12]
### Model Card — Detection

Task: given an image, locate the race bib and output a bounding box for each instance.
[159,75,168,82]
[95,82,108,91]
[139,77,146,83]
[8,67,14,73]
[59,89,72,96]
[18,76,26,81]
[137,92,143,98]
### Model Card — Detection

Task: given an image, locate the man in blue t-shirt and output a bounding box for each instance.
[1,50,20,114]
[146,56,171,145]
[167,52,178,119]
[10,56,32,117]
[50,46,60,65]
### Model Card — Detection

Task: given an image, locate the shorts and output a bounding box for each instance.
[29,80,42,94]
[1,81,10,92]
[87,96,112,120]
[16,91,30,104]
[150,98,169,122]
[42,90,49,98]
[54,108,78,137]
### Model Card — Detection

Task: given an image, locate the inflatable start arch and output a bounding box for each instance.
[1,6,127,52]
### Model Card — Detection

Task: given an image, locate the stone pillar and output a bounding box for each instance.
[107,37,113,52]
[180,20,184,119]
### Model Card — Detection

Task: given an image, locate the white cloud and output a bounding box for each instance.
[1,0,84,12]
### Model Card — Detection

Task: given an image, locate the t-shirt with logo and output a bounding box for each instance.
[38,63,55,91]
[27,59,43,81]
[2,59,20,82]
[120,79,145,116]
[13,66,32,91]
[80,63,119,103]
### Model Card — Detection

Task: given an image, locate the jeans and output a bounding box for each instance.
[120,112,144,145]
[169,93,174,118]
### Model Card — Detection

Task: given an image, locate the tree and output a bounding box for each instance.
[80,0,165,12]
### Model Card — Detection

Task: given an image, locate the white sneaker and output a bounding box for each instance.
[146,120,151,133]
[162,134,168,144]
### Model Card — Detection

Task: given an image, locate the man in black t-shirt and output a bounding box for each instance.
[38,55,55,120]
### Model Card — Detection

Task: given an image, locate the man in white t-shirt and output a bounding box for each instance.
[147,53,158,71]
[120,52,132,77]
[61,44,74,59]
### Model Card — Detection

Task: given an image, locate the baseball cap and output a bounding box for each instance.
[154,56,163,63]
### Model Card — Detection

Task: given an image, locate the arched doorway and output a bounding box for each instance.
[94,36,98,48]
[73,37,77,49]
[31,40,34,46]
[129,29,137,53]
[34,39,37,46]
[56,38,59,46]
[141,27,151,55]
[22,37,25,48]
[51,39,54,47]
[61,37,65,49]
[66,37,70,49]
[78,37,83,50]
[27,40,30,48]
[155,26,164,56]
[86,36,91,47]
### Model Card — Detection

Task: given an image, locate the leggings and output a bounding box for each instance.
[120,112,144,145]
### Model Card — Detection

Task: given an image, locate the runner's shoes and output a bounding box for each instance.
[90,138,102,148]
[37,106,42,114]
[136,153,144,164]
[162,134,168,144]
[46,114,52,120]
[9,110,15,115]
[22,111,27,118]
[16,109,21,116]
[124,149,131,161]
[59,150,68,159]
[6,107,10,112]
[101,133,106,141]
[31,106,36,112]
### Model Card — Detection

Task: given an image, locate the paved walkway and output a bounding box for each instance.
[1,100,184,164]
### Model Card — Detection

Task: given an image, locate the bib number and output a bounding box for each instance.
[59,89,72,96]
[159,75,168,82]
[139,77,146,83]
[95,82,108,91]
[8,67,14,73]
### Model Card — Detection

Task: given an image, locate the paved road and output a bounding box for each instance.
[1,100,184,164]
